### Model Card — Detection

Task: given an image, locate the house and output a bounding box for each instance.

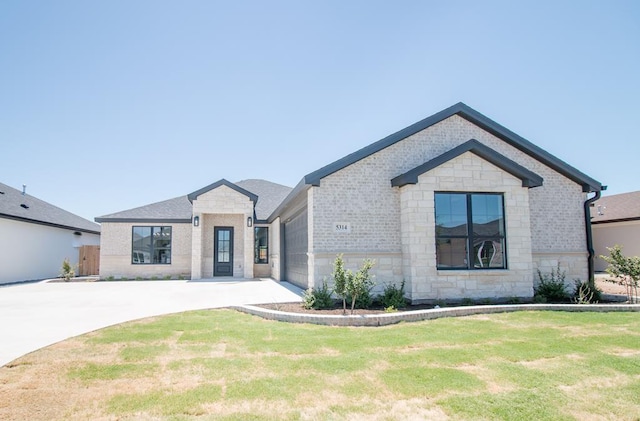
[95,103,603,302]
[591,191,640,272]
[0,182,101,284]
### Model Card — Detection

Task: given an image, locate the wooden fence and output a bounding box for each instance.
[78,245,100,276]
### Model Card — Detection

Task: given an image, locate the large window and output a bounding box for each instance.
[435,193,506,269]
[132,226,172,264]
[254,227,268,264]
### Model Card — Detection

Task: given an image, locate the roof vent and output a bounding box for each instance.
[0,191,4,194]
[22,184,27,195]
[20,204,29,209]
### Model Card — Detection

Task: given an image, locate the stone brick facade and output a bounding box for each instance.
[97,104,597,297]
[307,115,588,300]
[99,222,192,279]
[191,185,254,279]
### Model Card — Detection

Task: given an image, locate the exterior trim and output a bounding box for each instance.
[267,178,309,223]
[592,217,640,225]
[303,102,601,192]
[94,217,191,223]
[391,139,544,188]
[0,213,101,235]
[187,179,258,203]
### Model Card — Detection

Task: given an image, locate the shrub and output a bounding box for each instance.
[302,279,335,310]
[534,264,569,303]
[460,298,475,306]
[573,280,601,304]
[332,254,349,314]
[60,258,75,281]
[331,255,376,314]
[345,286,374,310]
[344,259,375,314]
[380,280,408,309]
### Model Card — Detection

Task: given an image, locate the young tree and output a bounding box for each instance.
[332,254,349,315]
[345,258,375,315]
[600,245,640,303]
[60,258,75,282]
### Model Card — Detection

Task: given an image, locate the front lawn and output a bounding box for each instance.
[1,310,639,420]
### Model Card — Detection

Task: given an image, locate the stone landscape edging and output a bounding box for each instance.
[235,303,640,327]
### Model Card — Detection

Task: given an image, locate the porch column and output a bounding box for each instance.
[243,211,254,278]
[191,213,203,280]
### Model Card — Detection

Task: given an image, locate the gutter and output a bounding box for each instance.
[584,187,605,287]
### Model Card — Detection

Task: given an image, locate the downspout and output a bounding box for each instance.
[584,188,603,288]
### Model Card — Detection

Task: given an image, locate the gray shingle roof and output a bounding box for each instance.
[0,182,101,233]
[591,191,640,224]
[235,179,292,220]
[95,196,193,222]
[95,179,292,223]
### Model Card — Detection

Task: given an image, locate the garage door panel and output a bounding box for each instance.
[284,209,308,288]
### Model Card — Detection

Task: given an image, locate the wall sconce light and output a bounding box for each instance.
[193,215,200,227]
[247,216,253,227]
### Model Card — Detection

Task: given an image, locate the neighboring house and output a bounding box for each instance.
[591,191,640,272]
[0,182,101,285]
[96,103,603,302]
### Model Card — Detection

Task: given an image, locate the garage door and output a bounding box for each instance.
[284,208,308,289]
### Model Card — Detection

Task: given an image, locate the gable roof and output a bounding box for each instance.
[95,179,292,223]
[0,182,101,234]
[591,191,640,224]
[391,139,544,188]
[187,179,258,204]
[303,102,602,192]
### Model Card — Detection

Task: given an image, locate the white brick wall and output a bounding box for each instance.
[99,222,192,279]
[191,185,254,279]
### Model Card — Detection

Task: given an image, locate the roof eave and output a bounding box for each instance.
[187,179,258,203]
[94,217,192,224]
[304,102,602,192]
[0,213,101,235]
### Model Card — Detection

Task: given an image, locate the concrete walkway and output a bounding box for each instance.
[0,278,303,367]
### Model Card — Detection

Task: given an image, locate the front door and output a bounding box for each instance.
[214,227,234,276]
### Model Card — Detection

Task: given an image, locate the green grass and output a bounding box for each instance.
[14,309,640,420]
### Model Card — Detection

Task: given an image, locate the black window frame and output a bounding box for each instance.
[254,227,269,264]
[435,192,507,270]
[131,226,172,265]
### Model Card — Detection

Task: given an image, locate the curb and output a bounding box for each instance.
[234,303,640,327]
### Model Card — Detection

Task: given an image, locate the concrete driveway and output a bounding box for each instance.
[0,278,303,367]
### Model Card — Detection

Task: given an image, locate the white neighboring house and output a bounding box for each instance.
[592,191,640,272]
[0,182,101,284]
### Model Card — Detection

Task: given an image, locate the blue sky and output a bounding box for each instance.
[1,1,638,222]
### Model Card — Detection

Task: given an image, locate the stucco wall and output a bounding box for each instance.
[0,218,100,284]
[309,115,588,288]
[99,222,191,279]
[593,221,640,272]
